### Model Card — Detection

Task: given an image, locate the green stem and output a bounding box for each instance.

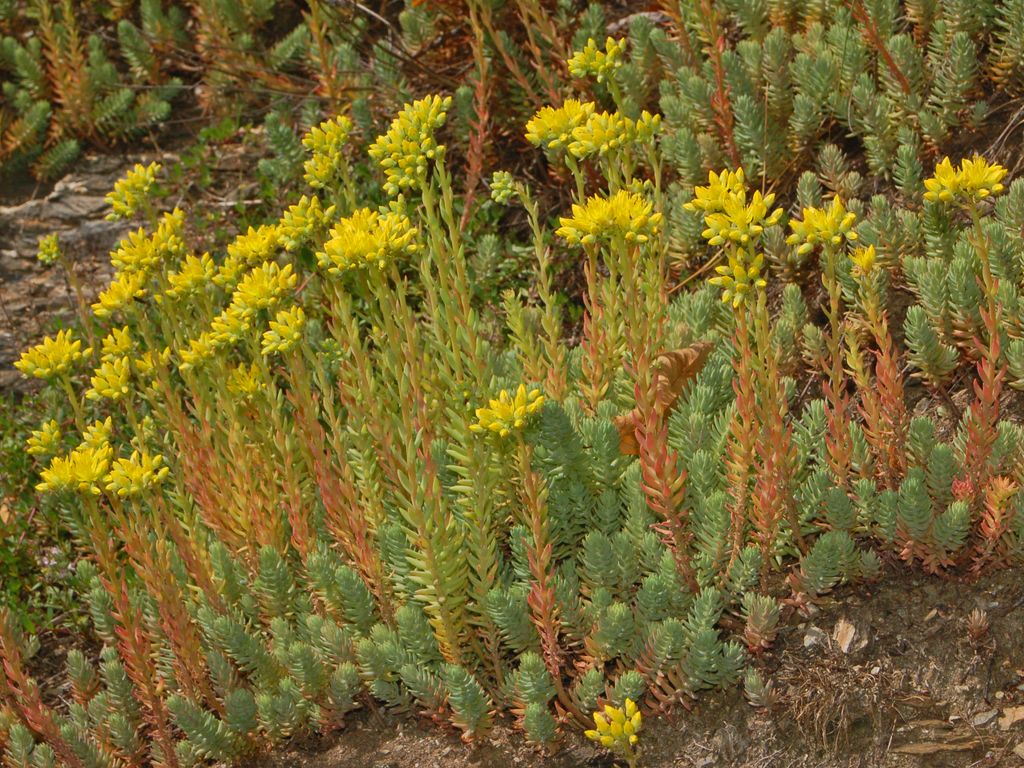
[60,375,85,431]
[968,201,999,361]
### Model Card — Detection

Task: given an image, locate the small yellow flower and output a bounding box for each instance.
[105,162,160,220]
[700,190,782,247]
[584,699,642,761]
[469,384,545,438]
[923,155,1007,204]
[109,210,185,276]
[178,334,217,372]
[133,346,171,383]
[709,248,767,308]
[82,418,112,449]
[86,356,132,402]
[26,419,61,458]
[303,115,353,189]
[262,305,306,356]
[106,451,169,498]
[37,441,112,496]
[556,190,662,246]
[230,262,297,315]
[849,244,877,279]
[525,100,596,152]
[684,168,747,215]
[278,195,335,252]
[369,95,451,196]
[227,362,265,400]
[225,224,281,271]
[15,330,85,380]
[318,208,419,274]
[100,326,134,361]
[37,233,61,266]
[786,196,858,255]
[568,37,626,83]
[209,306,252,349]
[165,252,216,300]
[110,228,159,275]
[567,110,635,160]
[92,270,148,319]
[633,111,661,144]
[959,156,1008,200]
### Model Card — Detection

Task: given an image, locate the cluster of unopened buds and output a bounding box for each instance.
[584,698,643,767]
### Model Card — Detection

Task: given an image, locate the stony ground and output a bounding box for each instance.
[0,154,151,390]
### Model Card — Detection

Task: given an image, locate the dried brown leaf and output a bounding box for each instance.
[614,342,713,456]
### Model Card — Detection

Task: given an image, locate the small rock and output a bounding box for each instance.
[804,626,828,649]
[833,618,856,653]
[694,757,715,768]
[871,666,881,675]
[972,710,998,727]
[1000,706,1024,730]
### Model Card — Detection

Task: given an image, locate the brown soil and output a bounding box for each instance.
[253,569,1024,768]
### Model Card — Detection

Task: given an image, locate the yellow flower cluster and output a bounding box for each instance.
[923,156,1007,204]
[231,261,297,314]
[83,418,112,448]
[684,169,778,308]
[525,99,595,152]
[228,362,265,399]
[36,233,60,266]
[111,209,186,277]
[278,195,335,252]
[568,37,626,83]
[208,308,253,348]
[26,419,61,458]
[470,384,544,438]
[15,330,86,380]
[106,451,169,498]
[709,249,767,308]
[303,115,353,189]
[86,357,131,402]
[204,262,297,349]
[218,224,282,288]
[700,190,782,247]
[178,335,217,372]
[92,209,185,318]
[787,196,858,255]
[134,346,171,385]
[556,190,662,247]
[165,252,216,300]
[567,110,661,160]
[262,305,306,356]
[318,207,419,274]
[584,699,642,758]
[684,168,747,215]
[105,162,160,220]
[368,95,451,196]
[100,327,133,360]
[92,270,148,319]
[37,441,112,496]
